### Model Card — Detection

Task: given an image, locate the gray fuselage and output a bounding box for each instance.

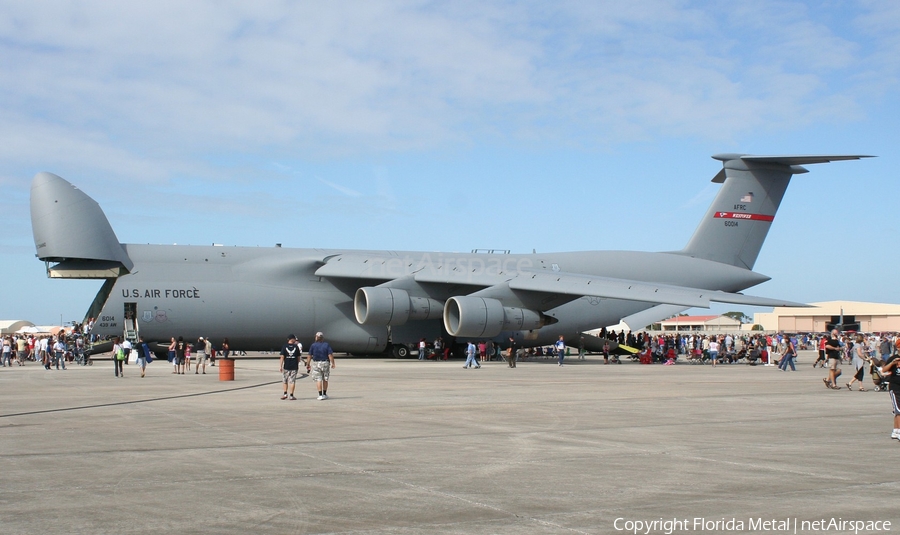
[92,244,767,352]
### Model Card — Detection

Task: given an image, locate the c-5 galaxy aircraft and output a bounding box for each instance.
[31,154,869,355]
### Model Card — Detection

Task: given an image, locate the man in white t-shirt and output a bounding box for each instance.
[53,337,67,370]
[39,337,50,368]
[122,339,133,366]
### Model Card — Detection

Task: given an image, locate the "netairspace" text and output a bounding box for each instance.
[613,517,891,534]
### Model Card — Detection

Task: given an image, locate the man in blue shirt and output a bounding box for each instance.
[463,341,480,369]
[305,332,335,400]
[556,335,566,367]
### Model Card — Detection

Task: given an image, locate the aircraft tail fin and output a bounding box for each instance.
[30,172,133,278]
[673,154,872,270]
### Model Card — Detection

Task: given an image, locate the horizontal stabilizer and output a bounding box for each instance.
[712,154,874,166]
[31,172,133,275]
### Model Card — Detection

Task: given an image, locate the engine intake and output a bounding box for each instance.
[443,296,546,338]
[354,287,443,326]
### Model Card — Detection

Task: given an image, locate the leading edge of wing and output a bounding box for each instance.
[315,254,807,309]
[509,270,808,309]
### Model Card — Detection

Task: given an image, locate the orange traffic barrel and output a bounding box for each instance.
[218,358,234,381]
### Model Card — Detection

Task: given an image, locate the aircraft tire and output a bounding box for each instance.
[392,344,410,358]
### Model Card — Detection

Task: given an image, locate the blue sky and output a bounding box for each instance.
[1,1,897,326]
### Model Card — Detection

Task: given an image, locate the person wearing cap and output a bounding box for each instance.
[136,336,152,378]
[193,336,207,374]
[279,334,303,400]
[306,332,335,400]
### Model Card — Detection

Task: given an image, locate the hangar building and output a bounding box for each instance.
[753,301,900,333]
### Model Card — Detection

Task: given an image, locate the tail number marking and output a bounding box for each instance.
[714,212,774,222]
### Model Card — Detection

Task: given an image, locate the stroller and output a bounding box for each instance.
[745,348,760,366]
[686,348,704,364]
[870,361,889,392]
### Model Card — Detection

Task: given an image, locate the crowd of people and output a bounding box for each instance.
[7,324,900,430]
[1,330,88,369]
[5,323,900,440]
[409,328,900,391]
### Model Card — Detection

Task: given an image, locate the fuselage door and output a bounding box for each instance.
[124,302,138,342]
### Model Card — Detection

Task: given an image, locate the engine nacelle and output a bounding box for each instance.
[354,287,443,326]
[443,296,545,338]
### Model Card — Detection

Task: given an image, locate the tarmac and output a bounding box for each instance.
[0,350,896,535]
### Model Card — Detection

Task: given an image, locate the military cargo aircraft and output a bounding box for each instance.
[30,154,869,356]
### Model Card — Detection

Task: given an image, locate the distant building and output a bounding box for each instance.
[0,320,37,336]
[658,314,742,332]
[753,301,900,332]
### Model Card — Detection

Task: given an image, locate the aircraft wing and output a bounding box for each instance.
[315,254,513,286]
[315,254,805,310]
[618,304,690,331]
[509,270,807,309]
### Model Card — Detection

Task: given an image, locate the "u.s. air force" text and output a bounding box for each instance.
[122,287,200,299]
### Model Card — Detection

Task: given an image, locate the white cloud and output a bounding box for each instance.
[0,0,891,187]
[317,177,362,198]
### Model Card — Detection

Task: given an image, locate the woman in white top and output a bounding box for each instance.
[168,337,177,374]
[709,337,720,367]
[846,335,870,391]
[1,336,11,367]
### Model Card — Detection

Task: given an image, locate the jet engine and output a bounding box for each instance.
[443,296,547,338]
[354,287,443,326]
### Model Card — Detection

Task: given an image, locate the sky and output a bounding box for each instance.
[1,0,898,326]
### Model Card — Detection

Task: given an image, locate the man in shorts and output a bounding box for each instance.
[175,336,186,375]
[823,329,843,390]
[305,332,335,400]
[16,336,27,366]
[193,337,207,374]
[880,352,900,441]
[279,334,302,400]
